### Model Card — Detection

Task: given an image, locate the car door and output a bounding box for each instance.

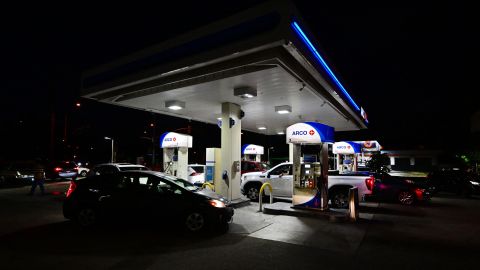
[267,164,292,197]
[97,174,138,220]
[142,175,189,222]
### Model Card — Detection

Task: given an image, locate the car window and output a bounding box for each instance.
[96,165,118,175]
[144,176,183,195]
[260,163,269,170]
[270,165,292,176]
[241,162,249,171]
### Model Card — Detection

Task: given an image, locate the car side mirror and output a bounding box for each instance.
[267,173,271,178]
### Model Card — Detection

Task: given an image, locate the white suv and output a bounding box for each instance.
[187,164,206,185]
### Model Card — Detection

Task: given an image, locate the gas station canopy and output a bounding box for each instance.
[242,144,264,155]
[159,132,192,148]
[332,141,362,154]
[81,1,368,134]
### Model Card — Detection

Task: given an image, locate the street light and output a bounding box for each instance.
[267,146,274,164]
[104,137,114,163]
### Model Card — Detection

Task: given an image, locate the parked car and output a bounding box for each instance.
[427,170,480,196]
[63,170,233,232]
[188,164,206,185]
[74,162,90,177]
[45,161,78,180]
[0,161,35,186]
[240,162,375,208]
[366,173,431,205]
[89,163,150,176]
[241,160,269,175]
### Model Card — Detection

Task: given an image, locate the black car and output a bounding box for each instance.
[427,170,480,196]
[63,170,234,233]
[366,173,431,205]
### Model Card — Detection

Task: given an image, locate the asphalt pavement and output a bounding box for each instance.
[1,182,479,269]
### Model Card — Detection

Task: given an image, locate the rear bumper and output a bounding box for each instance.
[59,172,78,178]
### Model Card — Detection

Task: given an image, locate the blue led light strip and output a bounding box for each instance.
[291,21,360,111]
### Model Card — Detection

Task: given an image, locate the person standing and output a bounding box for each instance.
[29,159,45,195]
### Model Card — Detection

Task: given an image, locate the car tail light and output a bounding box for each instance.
[54,167,62,172]
[66,181,77,198]
[365,176,375,191]
[190,172,198,176]
[415,188,425,199]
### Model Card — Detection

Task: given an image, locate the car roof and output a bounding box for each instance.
[95,163,146,167]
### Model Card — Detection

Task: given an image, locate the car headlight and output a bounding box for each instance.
[469,181,480,186]
[208,199,226,208]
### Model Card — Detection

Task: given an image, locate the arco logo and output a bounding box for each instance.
[292,130,316,136]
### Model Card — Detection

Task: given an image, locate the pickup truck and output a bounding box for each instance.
[240,162,375,208]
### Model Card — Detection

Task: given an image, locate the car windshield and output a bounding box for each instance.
[159,173,199,191]
[260,163,270,170]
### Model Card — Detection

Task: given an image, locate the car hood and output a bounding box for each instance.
[243,171,264,177]
[195,189,230,204]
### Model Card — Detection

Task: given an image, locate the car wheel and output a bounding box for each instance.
[398,191,415,205]
[80,170,87,177]
[331,189,349,209]
[77,207,97,227]
[185,212,206,232]
[246,184,261,201]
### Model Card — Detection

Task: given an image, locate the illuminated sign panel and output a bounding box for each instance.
[286,122,334,144]
[160,132,192,148]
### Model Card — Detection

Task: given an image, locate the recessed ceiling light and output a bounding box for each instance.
[165,100,185,110]
[277,131,285,135]
[234,86,257,99]
[275,105,292,114]
[257,126,267,130]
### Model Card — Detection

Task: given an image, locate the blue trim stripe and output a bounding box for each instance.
[294,191,322,209]
[305,122,335,143]
[344,141,362,153]
[159,132,169,148]
[291,21,361,112]
[241,144,250,154]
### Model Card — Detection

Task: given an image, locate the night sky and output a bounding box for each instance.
[0,0,476,164]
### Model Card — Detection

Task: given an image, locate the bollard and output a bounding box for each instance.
[348,187,359,222]
[259,182,273,212]
[201,182,215,191]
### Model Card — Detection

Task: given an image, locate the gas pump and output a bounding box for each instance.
[332,141,362,174]
[160,132,192,180]
[286,122,334,210]
[241,144,264,162]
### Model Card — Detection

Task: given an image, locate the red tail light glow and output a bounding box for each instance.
[54,167,62,172]
[365,176,375,191]
[66,181,77,198]
[415,188,425,199]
